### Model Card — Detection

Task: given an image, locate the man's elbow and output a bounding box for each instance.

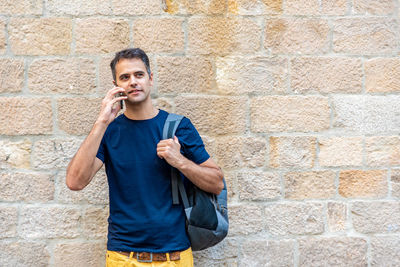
[66,170,85,191]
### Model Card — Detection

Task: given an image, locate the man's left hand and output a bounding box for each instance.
[156,136,184,168]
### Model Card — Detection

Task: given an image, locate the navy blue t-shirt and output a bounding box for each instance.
[96,109,210,253]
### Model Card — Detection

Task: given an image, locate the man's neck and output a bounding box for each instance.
[124,101,158,120]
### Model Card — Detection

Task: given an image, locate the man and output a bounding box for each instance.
[66,48,224,267]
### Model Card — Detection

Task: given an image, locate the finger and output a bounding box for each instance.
[106,87,126,100]
[174,136,179,144]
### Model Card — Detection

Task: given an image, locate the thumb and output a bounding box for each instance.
[174,136,179,144]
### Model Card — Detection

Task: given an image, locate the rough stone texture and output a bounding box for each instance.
[354,0,395,15]
[0,59,24,93]
[54,242,106,267]
[0,139,31,169]
[370,236,400,267]
[321,0,348,15]
[365,58,400,93]
[58,170,109,205]
[0,0,43,15]
[284,171,336,199]
[241,239,295,266]
[166,0,227,15]
[9,18,72,55]
[237,171,281,201]
[327,202,347,232]
[29,58,96,94]
[0,172,54,202]
[333,18,397,55]
[133,18,184,53]
[291,57,362,94]
[75,19,129,54]
[175,96,246,135]
[299,237,368,266]
[265,203,325,236]
[284,0,320,15]
[193,237,240,267]
[0,98,52,135]
[216,56,288,95]
[57,98,102,135]
[0,241,50,267]
[19,207,81,238]
[251,96,330,133]
[365,136,400,166]
[47,0,111,15]
[391,169,400,198]
[319,137,363,167]
[228,0,283,15]
[0,207,18,238]
[332,95,400,134]
[215,136,266,169]
[188,17,261,55]
[265,18,330,54]
[32,138,83,170]
[0,20,5,54]
[152,97,173,113]
[112,0,160,15]
[351,201,400,233]
[229,204,264,235]
[270,136,316,169]
[157,56,214,94]
[339,170,387,198]
[82,206,108,238]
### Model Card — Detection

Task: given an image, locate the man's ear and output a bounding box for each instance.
[113,80,117,86]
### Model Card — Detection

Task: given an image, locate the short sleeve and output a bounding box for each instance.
[175,117,210,165]
[96,133,106,163]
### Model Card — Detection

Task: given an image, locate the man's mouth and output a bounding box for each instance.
[127,89,142,95]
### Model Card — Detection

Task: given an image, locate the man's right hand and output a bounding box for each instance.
[96,87,127,125]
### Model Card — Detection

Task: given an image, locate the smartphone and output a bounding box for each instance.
[119,92,124,109]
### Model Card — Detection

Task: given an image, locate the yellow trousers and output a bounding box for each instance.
[106,247,194,267]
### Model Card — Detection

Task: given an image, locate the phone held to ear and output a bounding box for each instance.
[119,92,124,109]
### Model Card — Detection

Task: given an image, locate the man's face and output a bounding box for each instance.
[114,58,153,105]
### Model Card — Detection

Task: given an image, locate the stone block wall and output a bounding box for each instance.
[1,0,400,266]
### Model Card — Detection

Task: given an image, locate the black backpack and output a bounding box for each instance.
[162,113,229,251]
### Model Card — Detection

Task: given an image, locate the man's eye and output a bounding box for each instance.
[136,73,144,78]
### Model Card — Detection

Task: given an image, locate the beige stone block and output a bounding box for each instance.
[241,239,295,266]
[284,171,336,199]
[113,0,160,15]
[32,138,83,170]
[20,206,81,238]
[371,236,400,267]
[270,136,316,169]
[327,202,347,232]
[54,242,106,267]
[265,203,324,235]
[354,0,395,15]
[229,204,264,235]
[58,97,102,135]
[366,136,400,166]
[48,0,111,15]
[333,18,397,55]
[237,171,280,200]
[251,96,330,133]
[222,171,236,200]
[366,58,400,93]
[333,95,400,134]
[339,170,388,198]
[265,18,330,54]
[176,96,246,136]
[133,18,184,53]
[82,207,108,238]
[216,56,288,95]
[9,18,72,55]
[291,57,362,94]
[188,17,261,55]
[228,0,282,15]
[299,237,367,266]
[319,137,363,167]
[0,0,42,15]
[153,97,173,113]
[391,169,400,198]
[0,97,52,135]
[0,241,49,266]
[0,207,18,238]
[0,59,24,93]
[193,237,239,266]
[215,136,266,169]
[0,139,31,169]
[321,0,348,15]
[157,56,214,94]
[0,172,54,202]
[29,58,96,95]
[58,170,109,205]
[351,201,400,233]
[0,20,5,54]
[165,0,226,14]
[76,19,129,54]
[284,0,320,15]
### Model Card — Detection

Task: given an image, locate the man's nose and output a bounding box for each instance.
[129,75,137,86]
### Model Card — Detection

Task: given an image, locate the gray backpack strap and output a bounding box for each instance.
[162,113,184,205]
